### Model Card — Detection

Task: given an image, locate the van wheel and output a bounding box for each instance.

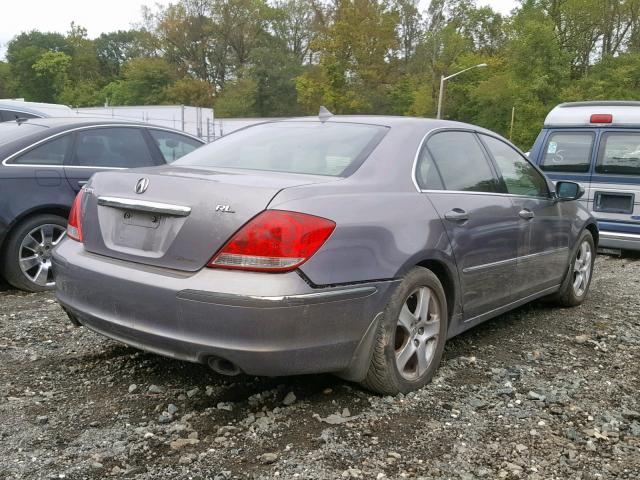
[2,214,67,292]
[546,230,595,307]
[361,267,448,395]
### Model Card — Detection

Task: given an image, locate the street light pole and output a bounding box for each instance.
[436,63,487,119]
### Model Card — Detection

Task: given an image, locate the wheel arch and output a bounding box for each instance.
[0,205,70,253]
[585,221,599,248]
[415,257,458,327]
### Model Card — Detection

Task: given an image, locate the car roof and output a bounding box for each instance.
[269,115,501,136]
[0,100,74,117]
[545,101,640,127]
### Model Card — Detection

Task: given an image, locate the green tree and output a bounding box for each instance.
[102,57,175,105]
[295,0,400,113]
[0,61,15,98]
[6,31,70,102]
[166,77,215,106]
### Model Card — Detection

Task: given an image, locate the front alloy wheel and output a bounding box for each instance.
[572,240,592,297]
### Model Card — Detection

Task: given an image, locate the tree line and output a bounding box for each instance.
[1,0,640,149]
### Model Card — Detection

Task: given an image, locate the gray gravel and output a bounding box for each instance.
[1,255,639,479]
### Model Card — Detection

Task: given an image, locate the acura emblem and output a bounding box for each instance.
[135,177,149,194]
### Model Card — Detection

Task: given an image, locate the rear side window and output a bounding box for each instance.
[415,147,444,190]
[596,132,640,176]
[173,122,387,177]
[12,135,71,165]
[426,131,499,193]
[481,135,549,197]
[540,132,593,173]
[72,128,155,168]
[149,129,202,163]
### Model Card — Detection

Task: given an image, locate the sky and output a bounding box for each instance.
[0,0,519,60]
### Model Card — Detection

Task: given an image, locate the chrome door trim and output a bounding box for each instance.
[97,196,192,217]
[462,257,518,274]
[462,246,569,274]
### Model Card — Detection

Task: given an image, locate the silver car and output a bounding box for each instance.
[52,116,598,394]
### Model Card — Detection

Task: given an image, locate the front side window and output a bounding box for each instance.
[173,121,387,177]
[12,135,71,165]
[540,132,593,173]
[596,132,640,176]
[72,128,154,168]
[481,135,549,197]
[149,129,202,163]
[426,131,499,193]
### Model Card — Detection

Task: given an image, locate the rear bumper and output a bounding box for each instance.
[52,239,397,378]
[599,230,640,251]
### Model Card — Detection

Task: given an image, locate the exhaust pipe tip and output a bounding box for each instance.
[208,356,242,376]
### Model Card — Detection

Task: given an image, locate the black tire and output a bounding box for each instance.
[1,214,67,292]
[546,230,595,307]
[361,267,448,395]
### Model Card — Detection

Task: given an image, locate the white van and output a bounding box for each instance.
[529,101,640,251]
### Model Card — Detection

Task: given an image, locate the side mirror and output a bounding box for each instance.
[555,181,584,201]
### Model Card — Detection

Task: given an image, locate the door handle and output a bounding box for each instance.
[444,208,469,222]
[519,209,535,220]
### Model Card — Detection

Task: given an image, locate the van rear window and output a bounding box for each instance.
[596,132,640,176]
[540,132,593,173]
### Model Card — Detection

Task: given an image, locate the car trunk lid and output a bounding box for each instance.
[80,166,333,271]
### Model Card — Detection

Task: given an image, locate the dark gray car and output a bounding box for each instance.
[0,118,204,291]
[52,116,598,394]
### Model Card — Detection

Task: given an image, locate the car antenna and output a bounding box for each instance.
[319,106,333,123]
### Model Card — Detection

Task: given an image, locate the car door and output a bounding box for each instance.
[480,134,570,299]
[64,126,162,193]
[416,130,520,320]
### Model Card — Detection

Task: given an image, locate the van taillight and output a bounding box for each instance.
[67,190,85,242]
[208,210,336,272]
[590,114,612,123]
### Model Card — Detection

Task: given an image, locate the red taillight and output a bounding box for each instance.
[67,190,84,242]
[590,114,612,124]
[208,210,336,272]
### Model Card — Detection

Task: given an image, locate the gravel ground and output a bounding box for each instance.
[1,255,639,480]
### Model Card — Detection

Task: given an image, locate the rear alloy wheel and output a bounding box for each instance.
[361,267,448,395]
[394,286,441,381]
[2,214,67,292]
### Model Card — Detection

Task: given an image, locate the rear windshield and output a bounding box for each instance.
[0,122,47,146]
[539,132,594,173]
[173,121,388,176]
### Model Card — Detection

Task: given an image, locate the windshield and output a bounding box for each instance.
[0,122,47,146]
[173,121,388,176]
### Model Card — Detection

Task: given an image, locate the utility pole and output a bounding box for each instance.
[436,63,488,119]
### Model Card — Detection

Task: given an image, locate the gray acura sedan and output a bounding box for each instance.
[52,115,598,394]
